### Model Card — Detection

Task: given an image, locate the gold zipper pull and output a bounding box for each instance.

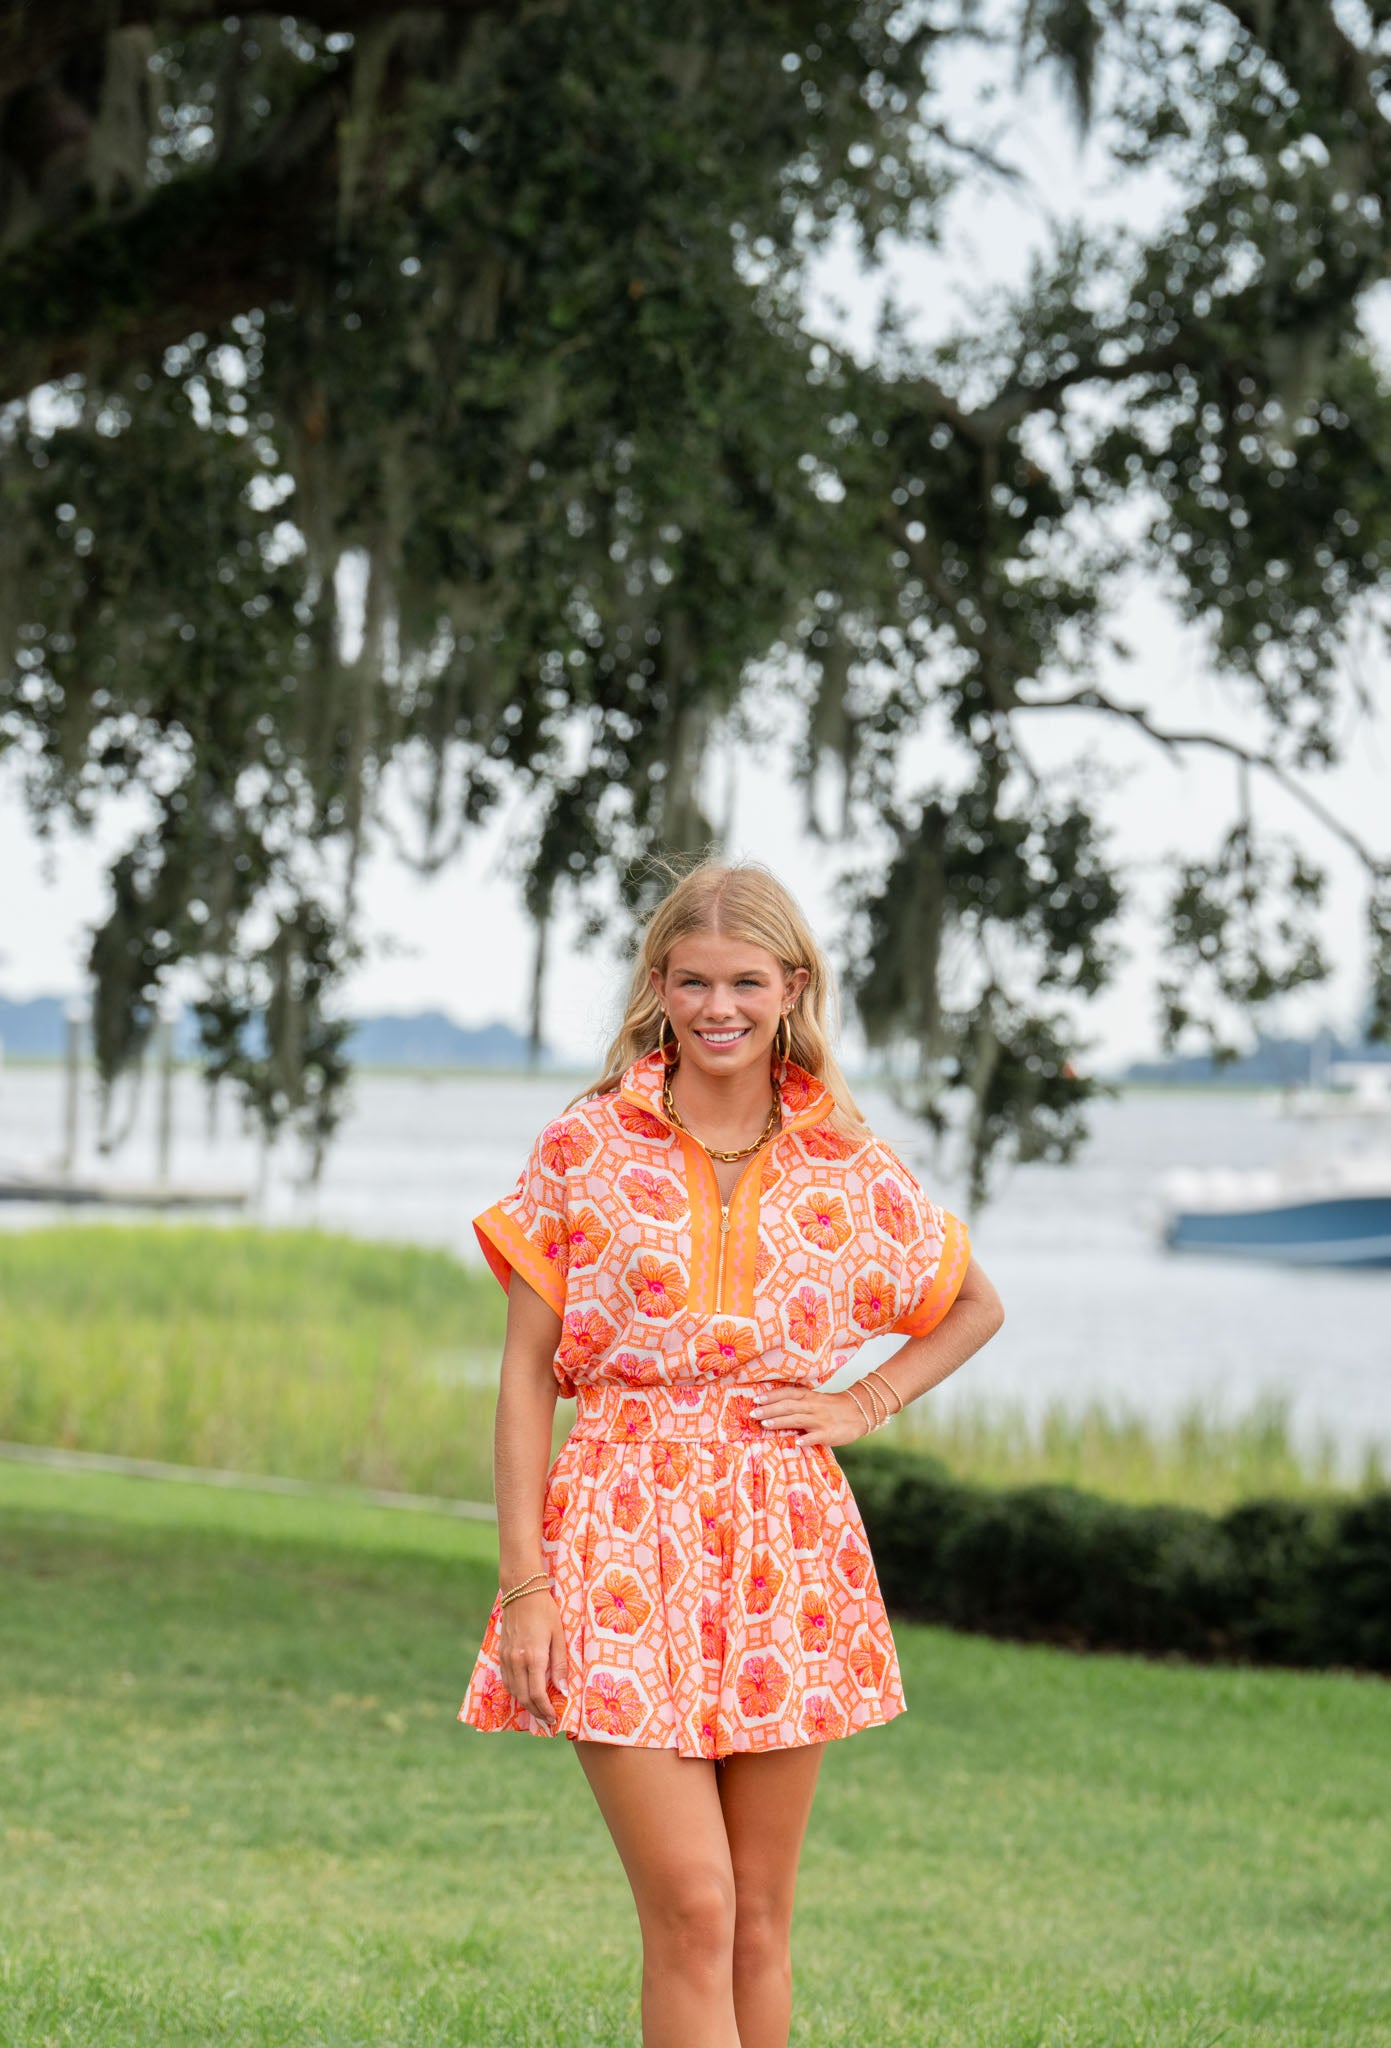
[720,1204,731,1233]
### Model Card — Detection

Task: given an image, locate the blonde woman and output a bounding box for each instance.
[460,861,1004,2048]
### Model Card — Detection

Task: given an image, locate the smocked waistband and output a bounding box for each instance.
[570,1379,804,1442]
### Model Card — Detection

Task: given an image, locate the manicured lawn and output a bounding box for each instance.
[1,1460,1387,2046]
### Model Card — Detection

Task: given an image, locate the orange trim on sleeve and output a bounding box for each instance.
[473,1204,566,1318]
[893,1211,971,1338]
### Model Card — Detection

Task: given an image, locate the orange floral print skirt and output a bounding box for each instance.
[458,1380,907,1759]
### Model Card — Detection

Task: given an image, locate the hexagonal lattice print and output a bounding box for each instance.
[581,1667,653,1741]
[458,1052,967,1757]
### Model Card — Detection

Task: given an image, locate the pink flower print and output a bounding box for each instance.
[786,1286,829,1354]
[693,1321,758,1374]
[801,1124,858,1161]
[541,1482,569,1543]
[697,1715,719,1759]
[672,1382,703,1407]
[797,1589,830,1654]
[592,1570,652,1635]
[723,1392,761,1440]
[578,1439,614,1480]
[699,1596,724,1663]
[753,1236,776,1282]
[574,1518,600,1574]
[609,1474,647,1533]
[471,1669,516,1731]
[850,1634,887,1690]
[743,1551,784,1617]
[626,1255,688,1319]
[800,1693,847,1741]
[566,1206,610,1267]
[558,1309,614,1378]
[872,1177,917,1245]
[583,1673,646,1738]
[614,1398,654,1442]
[618,1167,687,1220]
[533,1214,570,1276]
[613,1350,661,1386]
[837,1536,870,1589]
[658,1535,684,1586]
[614,1099,670,1141]
[652,1441,692,1490]
[736,1654,790,1720]
[742,1459,767,1510]
[540,1119,596,1174]
[792,1193,852,1254]
[788,1489,822,1551]
[852,1270,899,1334]
[780,1070,817,1113]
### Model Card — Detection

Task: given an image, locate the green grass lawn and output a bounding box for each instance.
[1,1459,1387,2047]
[1,1223,1380,1511]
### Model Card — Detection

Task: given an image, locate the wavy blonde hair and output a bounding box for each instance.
[581,858,864,1126]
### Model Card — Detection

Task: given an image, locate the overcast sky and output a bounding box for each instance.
[3,39,1388,1074]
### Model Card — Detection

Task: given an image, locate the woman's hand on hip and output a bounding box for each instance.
[751,1385,874,1447]
[497,1589,568,1727]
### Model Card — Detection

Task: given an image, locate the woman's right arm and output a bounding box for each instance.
[492,1271,568,1727]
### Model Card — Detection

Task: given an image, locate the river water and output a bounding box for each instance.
[2,1065,1387,1468]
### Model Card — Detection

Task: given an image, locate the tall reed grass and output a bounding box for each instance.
[1,1224,1380,1509]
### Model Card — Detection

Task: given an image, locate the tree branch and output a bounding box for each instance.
[1015,684,1384,869]
[0,73,344,402]
[0,0,511,100]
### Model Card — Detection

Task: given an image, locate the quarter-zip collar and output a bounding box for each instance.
[617,1049,835,1141]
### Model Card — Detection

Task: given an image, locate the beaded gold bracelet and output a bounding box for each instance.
[844,1385,875,1437]
[499,1572,550,1609]
[863,1368,905,1419]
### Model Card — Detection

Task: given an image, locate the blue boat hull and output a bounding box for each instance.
[1165,1194,1391,1267]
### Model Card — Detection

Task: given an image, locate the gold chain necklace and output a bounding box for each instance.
[661,1068,781,1162]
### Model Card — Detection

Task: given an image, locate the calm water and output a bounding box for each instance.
[2,1065,1388,1466]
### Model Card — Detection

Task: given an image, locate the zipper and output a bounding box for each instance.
[718,1203,731,1315]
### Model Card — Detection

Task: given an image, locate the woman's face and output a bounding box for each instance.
[651,936,809,1083]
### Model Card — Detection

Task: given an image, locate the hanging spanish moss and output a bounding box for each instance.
[3,0,1391,1196]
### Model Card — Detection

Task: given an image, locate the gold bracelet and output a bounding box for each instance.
[863,1369,905,1418]
[499,1573,550,1608]
[858,1376,888,1428]
[843,1385,875,1438]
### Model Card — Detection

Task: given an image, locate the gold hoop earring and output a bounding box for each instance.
[657,1013,680,1067]
[774,1013,792,1067]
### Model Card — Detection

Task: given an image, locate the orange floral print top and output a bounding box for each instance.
[473,1052,971,1399]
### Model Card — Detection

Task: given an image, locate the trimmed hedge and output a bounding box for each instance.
[840,1445,1391,1674]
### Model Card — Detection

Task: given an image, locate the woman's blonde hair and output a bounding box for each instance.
[581,858,864,1125]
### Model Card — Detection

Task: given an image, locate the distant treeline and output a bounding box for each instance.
[0,994,546,1069]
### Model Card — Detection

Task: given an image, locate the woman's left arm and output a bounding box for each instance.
[753,1258,1004,1448]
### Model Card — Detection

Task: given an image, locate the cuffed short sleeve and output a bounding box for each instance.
[473,1123,571,1319]
[891,1204,971,1337]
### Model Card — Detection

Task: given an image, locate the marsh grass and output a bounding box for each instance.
[884,1388,1387,1510]
[1,1458,1388,2048]
[1,1224,1381,1512]
[0,1224,511,1502]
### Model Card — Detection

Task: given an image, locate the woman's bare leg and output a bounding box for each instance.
[716,1745,825,2048]
[576,1741,741,2048]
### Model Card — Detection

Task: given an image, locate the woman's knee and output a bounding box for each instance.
[732,1888,792,1976]
[641,1866,737,1972]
